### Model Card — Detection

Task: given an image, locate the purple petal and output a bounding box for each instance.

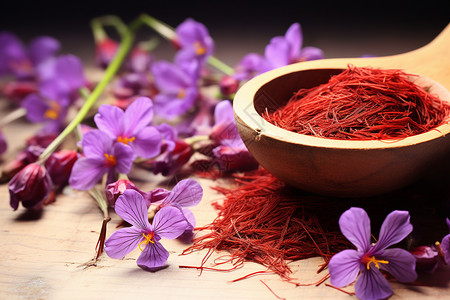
[151,61,191,92]
[94,104,125,138]
[136,241,169,269]
[68,157,106,190]
[441,234,450,264]
[339,207,371,252]
[111,142,136,174]
[39,79,70,107]
[0,131,7,155]
[300,46,324,61]
[214,100,234,125]
[122,97,154,135]
[378,248,417,282]
[132,126,161,158]
[104,227,143,259]
[153,206,187,239]
[154,87,197,120]
[22,94,48,122]
[265,37,290,68]
[329,249,362,287]
[446,218,450,232]
[28,36,60,66]
[53,55,86,90]
[285,23,302,60]
[163,179,203,208]
[233,53,268,81]
[82,130,113,158]
[355,268,393,300]
[182,208,196,230]
[0,31,27,75]
[115,189,152,230]
[372,210,412,252]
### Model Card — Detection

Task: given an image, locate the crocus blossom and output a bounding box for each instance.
[233,23,323,81]
[21,55,87,133]
[329,207,417,300]
[69,130,136,190]
[94,97,161,159]
[0,31,60,79]
[104,189,187,270]
[9,162,53,210]
[174,18,214,66]
[151,60,199,120]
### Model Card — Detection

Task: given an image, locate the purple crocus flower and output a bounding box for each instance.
[441,218,450,264]
[329,207,417,300]
[21,55,86,133]
[104,189,187,270]
[233,23,323,81]
[94,97,161,159]
[153,178,203,232]
[151,60,199,120]
[0,31,60,79]
[69,130,136,190]
[174,18,214,66]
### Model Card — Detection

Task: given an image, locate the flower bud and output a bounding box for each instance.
[45,150,78,187]
[95,38,119,69]
[0,145,43,182]
[410,245,439,273]
[105,179,148,207]
[0,130,7,155]
[153,140,193,176]
[9,162,53,210]
[219,75,239,97]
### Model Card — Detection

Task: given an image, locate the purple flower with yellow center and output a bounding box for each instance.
[174,18,214,66]
[0,31,60,80]
[69,130,135,190]
[329,207,417,300]
[21,55,86,133]
[104,189,187,270]
[233,23,323,81]
[151,60,199,120]
[153,179,203,232]
[94,97,161,159]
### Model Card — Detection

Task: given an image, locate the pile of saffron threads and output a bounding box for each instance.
[181,168,352,282]
[263,65,450,140]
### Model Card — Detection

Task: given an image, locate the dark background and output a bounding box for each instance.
[1,0,449,67]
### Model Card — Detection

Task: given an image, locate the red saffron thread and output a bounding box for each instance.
[182,168,352,281]
[324,283,356,295]
[263,65,450,140]
[260,280,286,300]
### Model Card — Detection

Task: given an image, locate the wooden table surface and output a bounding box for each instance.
[1,117,449,300]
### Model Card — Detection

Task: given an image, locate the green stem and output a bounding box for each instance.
[91,15,128,41]
[140,13,234,75]
[38,18,142,163]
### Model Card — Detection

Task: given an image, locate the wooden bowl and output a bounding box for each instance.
[233,24,450,197]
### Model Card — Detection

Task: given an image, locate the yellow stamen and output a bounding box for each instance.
[103,153,117,166]
[117,135,136,145]
[194,41,206,55]
[44,102,61,120]
[138,232,155,251]
[361,256,389,270]
[177,88,186,99]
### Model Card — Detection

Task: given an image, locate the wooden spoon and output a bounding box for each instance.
[233,24,450,197]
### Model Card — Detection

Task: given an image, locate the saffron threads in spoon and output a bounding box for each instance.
[182,167,351,281]
[263,65,450,140]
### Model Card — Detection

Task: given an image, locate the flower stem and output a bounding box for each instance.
[139,13,234,75]
[0,107,27,128]
[91,15,128,41]
[38,18,142,163]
